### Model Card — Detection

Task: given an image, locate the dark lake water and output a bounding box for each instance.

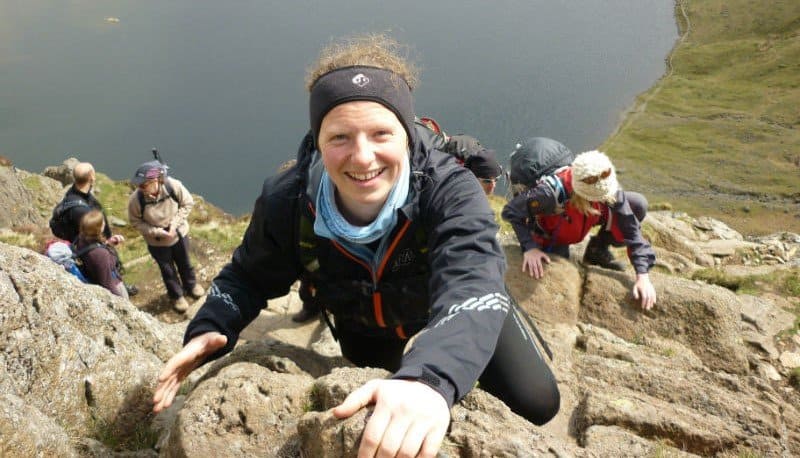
[1,1,677,215]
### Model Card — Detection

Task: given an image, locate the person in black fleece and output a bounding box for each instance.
[152,34,559,458]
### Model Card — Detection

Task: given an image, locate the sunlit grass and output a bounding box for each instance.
[602,0,800,235]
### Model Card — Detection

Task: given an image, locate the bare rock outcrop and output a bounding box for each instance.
[163,362,313,457]
[0,392,79,458]
[575,324,800,455]
[0,241,182,455]
[579,268,748,374]
[646,211,800,269]
[298,367,587,457]
[1,161,799,458]
[42,157,80,186]
[505,252,582,327]
[0,165,47,229]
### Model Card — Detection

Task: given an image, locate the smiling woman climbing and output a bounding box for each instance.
[152,34,560,458]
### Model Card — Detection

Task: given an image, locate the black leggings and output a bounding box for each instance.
[336,306,560,425]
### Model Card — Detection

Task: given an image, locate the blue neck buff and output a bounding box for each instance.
[314,157,410,246]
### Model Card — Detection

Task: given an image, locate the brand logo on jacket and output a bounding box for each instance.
[391,248,415,271]
[352,73,370,87]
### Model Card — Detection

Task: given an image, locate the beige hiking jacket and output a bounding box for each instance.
[127,177,194,247]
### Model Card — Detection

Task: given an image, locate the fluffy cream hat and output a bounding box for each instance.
[571,150,619,203]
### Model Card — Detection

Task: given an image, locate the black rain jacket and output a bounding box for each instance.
[186,131,510,406]
[62,186,112,242]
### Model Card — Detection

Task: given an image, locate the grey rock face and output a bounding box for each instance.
[0,241,181,453]
[163,362,314,458]
[0,392,79,458]
[579,269,748,374]
[42,157,80,186]
[0,166,46,229]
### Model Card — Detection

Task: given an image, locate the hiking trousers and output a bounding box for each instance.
[336,305,561,426]
[147,235,197,299]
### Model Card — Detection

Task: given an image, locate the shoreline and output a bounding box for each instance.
[600,0,800,235]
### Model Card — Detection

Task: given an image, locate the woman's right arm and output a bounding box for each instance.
[502,185,559,278]
[154,172,303,414]
[184,173,303,360]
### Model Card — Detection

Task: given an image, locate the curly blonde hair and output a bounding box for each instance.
[306,34,419,91]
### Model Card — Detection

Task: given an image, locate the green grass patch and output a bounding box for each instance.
[692,268,749,291]
[692,268,800,298]
[488,194,512,235]
[737,449,764,458]
[0,232,38,251]
[782,270,800,296]
[191,220,249,253]
[776,299,800,341]
[22,175,43,192]
[305,383,326,413]
[602,0,800,235]
[89,414,158,451]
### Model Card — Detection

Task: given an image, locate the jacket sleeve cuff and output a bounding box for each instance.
[183,320,238,366]
[521,238,540,252]
[391,366,457,408]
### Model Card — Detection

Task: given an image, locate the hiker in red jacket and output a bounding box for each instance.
[503,149,657,309]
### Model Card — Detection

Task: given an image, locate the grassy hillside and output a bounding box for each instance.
[602,0,800,235]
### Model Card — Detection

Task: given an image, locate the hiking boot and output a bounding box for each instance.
[125,283,139,297]
[173,296,189,313]
[291,306,320,323]
[583,236,626,271]
[188,284,205,299]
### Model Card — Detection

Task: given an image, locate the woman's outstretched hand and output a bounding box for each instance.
[152,332,227,413]
[333,379,450,458]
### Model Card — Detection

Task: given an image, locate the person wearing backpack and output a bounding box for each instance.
[45,239,90,283]
[151,35,560,458]
[50,162,125,247]
[127,161,204,312]
[74,209,128,298]
[502,146,657,310]
[464,148,503,196]
[49,162,138,296]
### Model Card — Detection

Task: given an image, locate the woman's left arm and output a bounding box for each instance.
[612,193,657,308]
[392,166,510,406]
[612,193,655,275]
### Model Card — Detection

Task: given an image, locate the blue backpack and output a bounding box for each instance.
[45,240,102,284]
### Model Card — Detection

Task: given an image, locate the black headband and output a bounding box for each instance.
[309,66,416,147]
